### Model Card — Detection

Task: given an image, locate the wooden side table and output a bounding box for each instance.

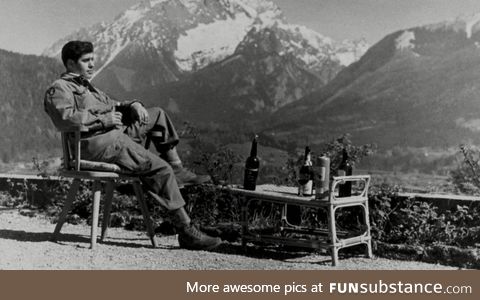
[227,175,372,266]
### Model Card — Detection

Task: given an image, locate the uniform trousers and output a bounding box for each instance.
[83,107,186,211]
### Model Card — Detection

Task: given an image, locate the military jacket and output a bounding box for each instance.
[44,72,133,161]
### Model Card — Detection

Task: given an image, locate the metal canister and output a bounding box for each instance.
[315,155,330,201]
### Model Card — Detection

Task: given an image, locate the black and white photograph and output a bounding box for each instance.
[0,0,479,273]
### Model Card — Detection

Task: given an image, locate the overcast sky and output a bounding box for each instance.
[2,0,480,55]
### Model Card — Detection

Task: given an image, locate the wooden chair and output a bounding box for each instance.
[51,127,157,249]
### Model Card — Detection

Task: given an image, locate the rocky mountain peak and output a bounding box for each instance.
[43,0,366,75]
[41,0,368,126]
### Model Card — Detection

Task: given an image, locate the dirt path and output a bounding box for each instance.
[0,208,458,270]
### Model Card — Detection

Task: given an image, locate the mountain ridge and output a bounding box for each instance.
[42,0,368,124]
[0,48,63,163]
[266,15,480,149]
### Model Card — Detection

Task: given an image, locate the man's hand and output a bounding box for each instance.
[100,111,123,128]
[130,102,149,125]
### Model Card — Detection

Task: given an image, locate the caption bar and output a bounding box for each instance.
[186,280,472,296]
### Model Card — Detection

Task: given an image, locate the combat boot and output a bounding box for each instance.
[178,223,221,251]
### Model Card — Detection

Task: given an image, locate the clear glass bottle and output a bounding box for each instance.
[298,146,314,196]
[338,148,353,197]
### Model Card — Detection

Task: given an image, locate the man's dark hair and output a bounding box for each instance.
[61,41,93,67]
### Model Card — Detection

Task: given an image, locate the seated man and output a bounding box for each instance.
[44,40,220,251]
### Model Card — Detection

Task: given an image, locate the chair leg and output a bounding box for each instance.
[90,181,102,249]
[133,181,158,248]
[51,179,81,242]
[101,180,115,242]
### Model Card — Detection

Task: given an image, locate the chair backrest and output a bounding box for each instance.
[61,131,81,171]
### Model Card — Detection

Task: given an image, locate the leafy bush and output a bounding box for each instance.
[368,183,480,248]
[182,185,241,225]
[450,144,480,195]
[189,139,243,185]
[368,183,401,242]
[316,133,376,173]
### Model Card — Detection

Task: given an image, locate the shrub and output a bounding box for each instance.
[368,183,480,248]
[368,183,401,242]
[450,144,480,195]
[316,133,376,174]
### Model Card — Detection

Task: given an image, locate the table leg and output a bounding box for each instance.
[328,204,338,266]
[362,203,373,258]
[241,197,248,253]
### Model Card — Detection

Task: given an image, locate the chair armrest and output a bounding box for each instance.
[60,126,122,173]
[59,125,89,134]
[69,125,89,132]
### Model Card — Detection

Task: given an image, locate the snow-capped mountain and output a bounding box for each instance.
[43,0,367,126]
[267,12,480,149]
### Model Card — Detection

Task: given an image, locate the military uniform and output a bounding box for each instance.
[44,72,185,210]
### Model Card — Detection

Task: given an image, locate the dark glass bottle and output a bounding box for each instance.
[287,146,314,226]
[298,146,314,196]
[338,149,353,197]
[243,135,259,190]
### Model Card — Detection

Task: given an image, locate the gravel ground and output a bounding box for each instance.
[0,208,459,270]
